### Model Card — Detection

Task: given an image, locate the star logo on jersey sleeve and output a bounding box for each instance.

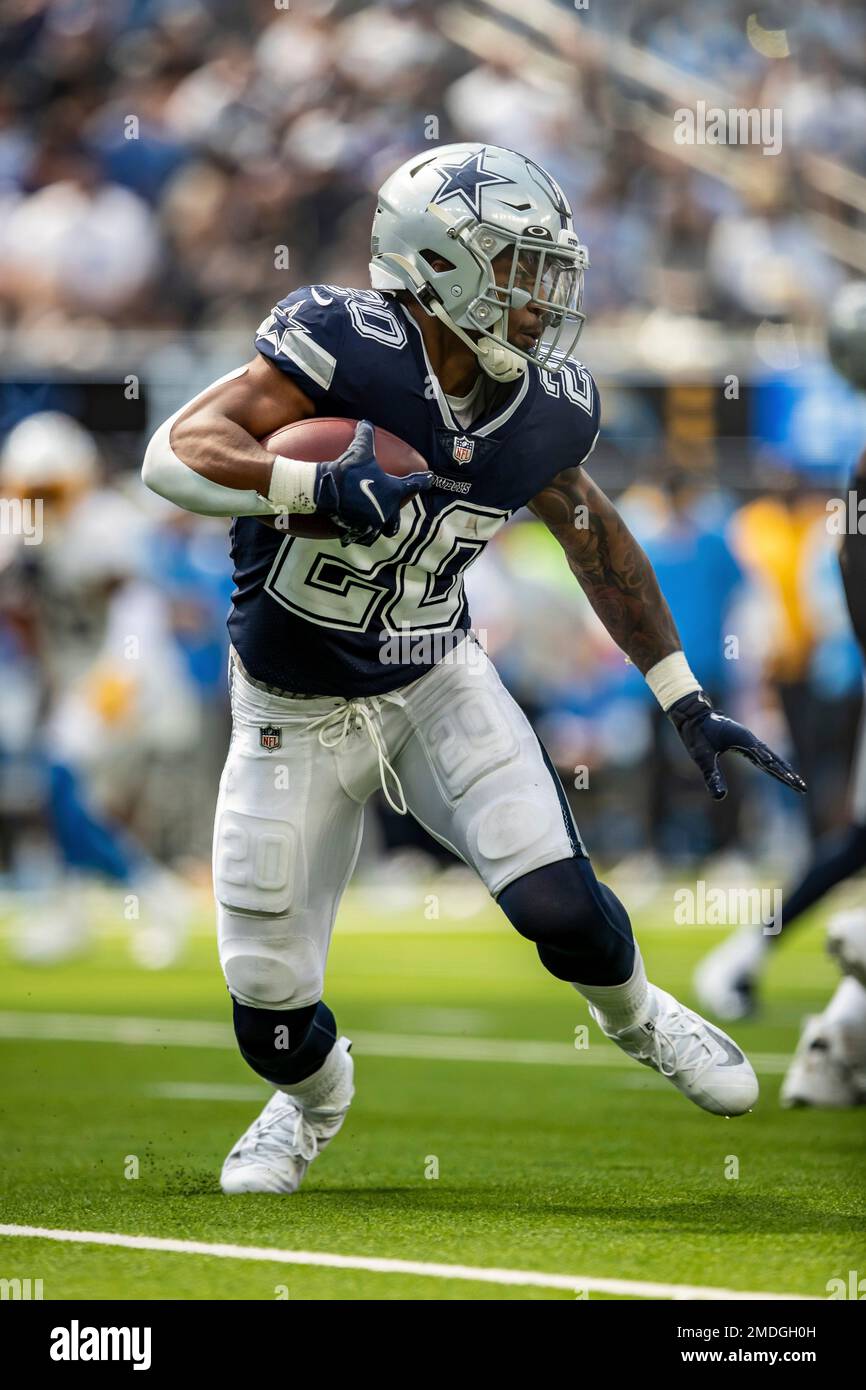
[273,301,311,334]
[429,150,514,219]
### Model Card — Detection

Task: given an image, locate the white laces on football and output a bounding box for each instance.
[233,1092,317,1166]
[306,693,408,815]
[639,1010,718,1080]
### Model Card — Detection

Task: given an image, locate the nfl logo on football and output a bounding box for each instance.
[452,434,475,465]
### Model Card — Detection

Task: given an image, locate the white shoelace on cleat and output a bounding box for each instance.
[232,1095,318,1167]
[306,693,409,815]
[639,1010,719,1080]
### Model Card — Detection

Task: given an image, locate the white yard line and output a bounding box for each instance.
[0,1011,791,1072]
[149,1082,267,1102]
[0,1225,818,1300]
[0,1012,232,1048]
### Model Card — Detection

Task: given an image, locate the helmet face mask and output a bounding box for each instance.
[464,225,588,370]
[370,144,589,380]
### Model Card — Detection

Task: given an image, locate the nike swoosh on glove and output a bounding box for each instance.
[314,419,433,547]
[667,690,808,801]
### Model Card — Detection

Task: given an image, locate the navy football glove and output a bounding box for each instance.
[667,690,807,801]
[315,419,433,547]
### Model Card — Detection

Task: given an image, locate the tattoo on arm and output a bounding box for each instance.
[529,466,681,674]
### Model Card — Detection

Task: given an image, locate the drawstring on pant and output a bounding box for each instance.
[305,694,408,815]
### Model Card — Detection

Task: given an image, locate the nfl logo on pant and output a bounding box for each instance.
[259,725,282,750]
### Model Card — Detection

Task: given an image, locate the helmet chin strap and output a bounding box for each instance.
[375,251,527,384]
[428,299,526,384]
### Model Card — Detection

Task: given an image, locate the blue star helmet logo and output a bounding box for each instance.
[429,149,515,220]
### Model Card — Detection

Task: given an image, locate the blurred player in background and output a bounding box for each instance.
[696,283,866,1106]
[0,412,197,966]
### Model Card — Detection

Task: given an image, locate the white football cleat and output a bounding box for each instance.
[826,911,866,989]
[220,1037,354,1195]
[781,1015,866,1109]
[590,985,759,1116]
[693,925,768,1020]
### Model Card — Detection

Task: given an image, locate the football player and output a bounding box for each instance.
[697,445,866,1104]
[782,443,866,1105]
[695,284,866,1104]
[143,145,806,1194]
[0,412,195,967]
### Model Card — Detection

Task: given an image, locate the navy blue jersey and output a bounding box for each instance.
[228,285,600,696]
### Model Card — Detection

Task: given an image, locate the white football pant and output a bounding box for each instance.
[213,644,581,1010]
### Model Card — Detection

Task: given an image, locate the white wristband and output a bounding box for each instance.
[644,651,702,711]
[267,455,319,514]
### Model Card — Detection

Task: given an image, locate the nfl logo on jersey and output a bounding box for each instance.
[452,434,475,465]
[259,725,282,750]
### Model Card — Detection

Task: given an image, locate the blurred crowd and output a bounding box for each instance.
[0,410,233,960]
[1,0,865,953]
[0,0,864,345]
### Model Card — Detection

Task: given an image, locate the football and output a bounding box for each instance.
[259,417,429,537]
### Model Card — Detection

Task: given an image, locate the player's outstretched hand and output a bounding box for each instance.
[667,690,807,801]
[315,419,433,547]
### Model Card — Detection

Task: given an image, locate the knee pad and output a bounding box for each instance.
[214,807,319,1007]
[217,891,323,1009]
[470,790,556,863]
[220,925,324,1010]
[461,777,576,895]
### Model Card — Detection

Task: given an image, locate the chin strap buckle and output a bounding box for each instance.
[427,298,526,383]
[475,335,527,383]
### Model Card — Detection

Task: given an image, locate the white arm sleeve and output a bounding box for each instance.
[141,366,280,519]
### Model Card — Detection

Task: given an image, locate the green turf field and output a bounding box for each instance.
[1,885,864,1301]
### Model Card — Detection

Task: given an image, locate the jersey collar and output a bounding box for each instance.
[400,303,533,437]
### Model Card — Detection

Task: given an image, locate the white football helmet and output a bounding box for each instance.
[370,143,589,383]
[0,411,98,494]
